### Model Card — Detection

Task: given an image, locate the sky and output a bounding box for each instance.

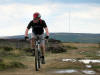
[0,0,100,36]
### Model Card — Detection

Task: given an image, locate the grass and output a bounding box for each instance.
[63,42,100,59]
[62,43,78,50]
[0,47,28,71]
[90,63,100,69]
[62,43,99,49]
[64,45,78,50]
[78,48,100,59]
[0,46,13,51]
[92,66,100,69]
[0,60,26,71]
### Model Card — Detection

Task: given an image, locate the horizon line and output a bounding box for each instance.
[0,32,100,37]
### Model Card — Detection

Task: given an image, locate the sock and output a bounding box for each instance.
[41,56,44,58]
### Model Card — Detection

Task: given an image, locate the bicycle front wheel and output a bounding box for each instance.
[35,47,39,71]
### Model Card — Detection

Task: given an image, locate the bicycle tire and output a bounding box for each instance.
[38,51,41,68]
[35,47,39,71]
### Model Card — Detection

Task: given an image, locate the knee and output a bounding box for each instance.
[31,38,35,43]
[41,45,45,49]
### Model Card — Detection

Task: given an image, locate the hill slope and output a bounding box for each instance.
[1,33,100,43]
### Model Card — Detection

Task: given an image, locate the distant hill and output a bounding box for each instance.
[0,33,100,43]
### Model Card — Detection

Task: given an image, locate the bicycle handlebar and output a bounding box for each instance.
[24,36,49,41]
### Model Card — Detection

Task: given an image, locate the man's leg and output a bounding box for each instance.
[40,39,46,64]
[40,44,45,57]
[30,38,35,49]
[30,38,35,56]
[30,33,36,56]
[30,33,36,49]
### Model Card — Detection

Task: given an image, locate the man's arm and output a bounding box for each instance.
[25,20,32,37]
[25,28,29,36]
[44,27,49,36]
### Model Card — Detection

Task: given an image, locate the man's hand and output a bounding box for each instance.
[45,36,49,39]
[25,36,29,40]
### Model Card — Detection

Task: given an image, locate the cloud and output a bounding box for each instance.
[49,3,100,33]
[0,3,52,36]
[0,3,100,36]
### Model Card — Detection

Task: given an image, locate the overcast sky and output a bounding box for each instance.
[0,0,100,36]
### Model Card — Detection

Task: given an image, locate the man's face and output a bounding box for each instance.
[33,18,39,23]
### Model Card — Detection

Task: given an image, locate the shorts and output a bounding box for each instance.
[31,33,45,45]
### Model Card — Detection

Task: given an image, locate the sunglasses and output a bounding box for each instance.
[34,18,39,20]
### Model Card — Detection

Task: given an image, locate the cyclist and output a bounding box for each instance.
[25,12,49,64]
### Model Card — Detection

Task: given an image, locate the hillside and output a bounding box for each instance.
[0,33,100,43]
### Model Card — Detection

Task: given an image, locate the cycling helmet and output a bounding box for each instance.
[33,12,41,18]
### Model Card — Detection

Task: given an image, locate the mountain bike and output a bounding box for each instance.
[34,35,41,71]
[25,35,48,71]
[34,35,48,71]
